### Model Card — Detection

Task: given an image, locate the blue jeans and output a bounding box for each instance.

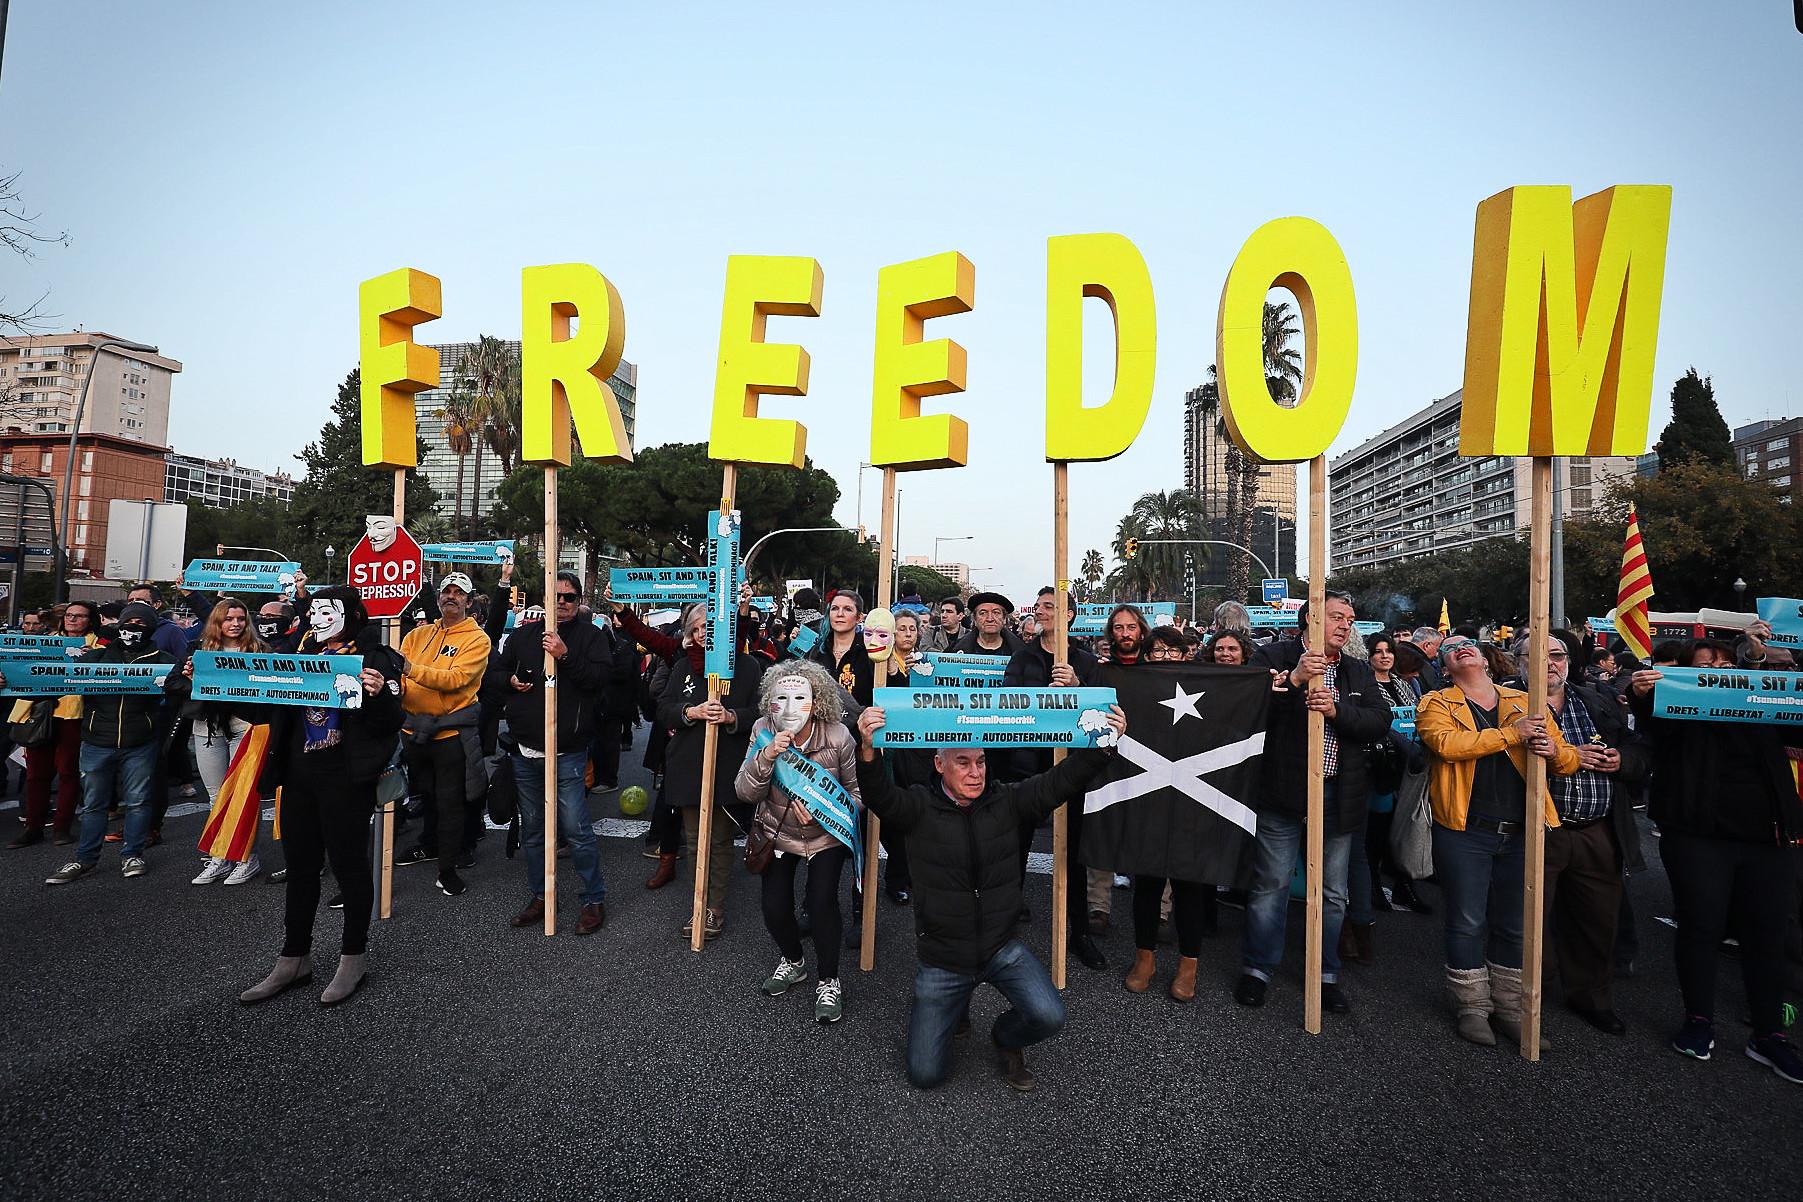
[907,939,1065,1089]
[75,740,158,863]
[1433,822,1524,970]
[513,750,606,906]
[1242,785,1351,985]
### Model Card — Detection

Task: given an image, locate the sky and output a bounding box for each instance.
[5,2,1801,605]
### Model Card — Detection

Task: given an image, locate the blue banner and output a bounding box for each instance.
[1391,704,1417,737]
[748,595,777,613]
[1245,605,1300,629]
[908,651,1008,688]
[421,539,515,565]
[752,728,863,877]
[181,559,302,594]
[872,686,1120,748]
[1757,597,1803,651]
[1653,666,1803,726]
[609,566,711,605]
[191,650,368,709]
[704,509,741,678]
[1072,602,1177,635]
[786,623,820,659]
[0,660,172,695]
[1354,621,1386,637]
[0,633,85,662]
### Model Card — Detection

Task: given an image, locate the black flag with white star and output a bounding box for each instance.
[1080,662,1270,885]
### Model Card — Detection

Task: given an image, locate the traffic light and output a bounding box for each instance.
[1125,538,1139,559]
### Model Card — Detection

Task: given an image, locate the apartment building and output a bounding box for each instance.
[0,333,182,444]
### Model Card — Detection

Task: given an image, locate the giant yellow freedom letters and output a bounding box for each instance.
[1460,185,1672,457]
[357,183,1671,473]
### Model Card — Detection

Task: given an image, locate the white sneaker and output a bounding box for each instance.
[121,856,148,879]
[224,855,262,886]
[192,857,232,886]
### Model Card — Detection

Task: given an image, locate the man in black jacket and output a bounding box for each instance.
[496,572,614,936]
[952,591,1025,658]
[854,701,1127,1093]
[1003,586,1106,971]
[1537,629,1648,1035]
[44,603,179,885]
[1237,592,1392,1013]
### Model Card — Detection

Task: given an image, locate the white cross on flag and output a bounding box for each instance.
[1081,662,1271,885]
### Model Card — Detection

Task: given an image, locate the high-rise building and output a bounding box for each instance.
[0,333,181,444]
[412,341,637,528]
[164,452,296,506]
[0,430,167,577]
[1328,389,1639,571]
[1732,417,1802,505]
[1182,384,1297,584]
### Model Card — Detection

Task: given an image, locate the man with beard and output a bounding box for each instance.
[1104,604,1149,665]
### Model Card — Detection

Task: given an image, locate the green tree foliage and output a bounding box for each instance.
[1656,368,1734,469]
[490,441,856,592]
[1331,537,1530,630]
[1564,460,1803,612]
[280,369,438,577]
[1104,489,1203,602]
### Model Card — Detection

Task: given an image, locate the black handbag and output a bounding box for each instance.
[8,699,54,749]
[744,798,796,875]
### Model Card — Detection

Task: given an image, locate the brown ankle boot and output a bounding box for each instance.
[645,853,678,890]
[1169,956,1199,1003]
[1124,948,1157,993]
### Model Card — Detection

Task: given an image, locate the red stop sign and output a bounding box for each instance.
[346,523,424,619]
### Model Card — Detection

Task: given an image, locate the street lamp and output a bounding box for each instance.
[934,535,973,564]
[1734,577,1747,606]
[325,545,336,584]
[54,336,159,601]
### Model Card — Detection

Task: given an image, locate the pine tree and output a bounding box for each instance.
[287,369,439,577]
[1656,367,1735,469]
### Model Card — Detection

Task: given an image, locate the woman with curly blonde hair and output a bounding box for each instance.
[735,657,862,1024]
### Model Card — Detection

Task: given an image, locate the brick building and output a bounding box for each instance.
[0,431,168,578]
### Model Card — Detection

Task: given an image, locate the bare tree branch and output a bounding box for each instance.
[0,169,71,334]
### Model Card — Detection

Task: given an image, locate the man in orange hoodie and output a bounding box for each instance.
[397,572,492,896]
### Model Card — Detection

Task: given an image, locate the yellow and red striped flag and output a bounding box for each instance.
[1616,508,1656,660]
[197,724,273,862]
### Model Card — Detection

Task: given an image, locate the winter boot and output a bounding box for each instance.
[1446,965,1497,1046]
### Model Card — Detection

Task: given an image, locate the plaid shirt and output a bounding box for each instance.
[1550,690,1612,822]
[1320,660,1341,777]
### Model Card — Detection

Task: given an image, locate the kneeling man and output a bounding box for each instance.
[854,703,1125,1092]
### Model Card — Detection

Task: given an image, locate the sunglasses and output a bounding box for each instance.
[555,593,580,603]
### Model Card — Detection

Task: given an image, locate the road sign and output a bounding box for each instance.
[1262,578,1288,604]
[104,500,188,581]
[347,520,424,619]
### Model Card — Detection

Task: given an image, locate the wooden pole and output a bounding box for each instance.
[542,466,559,936]
[691,464,737,952]
[1521,455,1553,1060]
[860,468,899,971]
[1050,461,1071,990]
[379,466,404,920]
[1303,453,1326,1035]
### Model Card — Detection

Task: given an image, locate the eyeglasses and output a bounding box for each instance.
[555,593,580,603]
[1547,650,1569,661]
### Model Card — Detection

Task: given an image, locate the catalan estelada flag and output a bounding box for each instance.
[1616,507,1656,661]
[197,724,273,862]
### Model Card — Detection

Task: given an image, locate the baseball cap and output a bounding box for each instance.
[439,571,474,594]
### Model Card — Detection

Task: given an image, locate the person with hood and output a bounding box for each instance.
[126,583,198,842]
[658,600,764,940]
[396,571,492,896]
[852,702,1128,1091]
[43,602,179,885]
[789,587,825,640]
[953,592,1025,658]
[238,587,404,1006]
[254,599,303,654]
[500,571,614,937]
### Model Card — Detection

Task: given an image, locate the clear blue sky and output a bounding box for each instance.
[7,2,1800,602]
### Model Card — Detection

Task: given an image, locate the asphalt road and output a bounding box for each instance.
[2,728,1798,1202]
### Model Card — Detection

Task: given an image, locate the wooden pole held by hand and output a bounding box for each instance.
[543,466,559,936]
[380,465,404,920]
[1051,461,1071,990]
[1303,453,1326,1035]
[1521,455,1553,1059]
[691,464,738,953]
[862,467,898,972]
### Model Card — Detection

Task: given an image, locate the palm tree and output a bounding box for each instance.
[463,335,516,535]
[435,383,476,530]
[1118,488,1204,601]
[1080,548,1104,601]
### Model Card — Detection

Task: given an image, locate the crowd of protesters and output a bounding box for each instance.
[7,571,1801,1093]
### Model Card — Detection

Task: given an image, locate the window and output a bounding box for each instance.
[1773,475,1793,489]
[1749,462,1760,475]
[1769,455,1790,470]
[1769,439,1788,452]
[39,451,51,471]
